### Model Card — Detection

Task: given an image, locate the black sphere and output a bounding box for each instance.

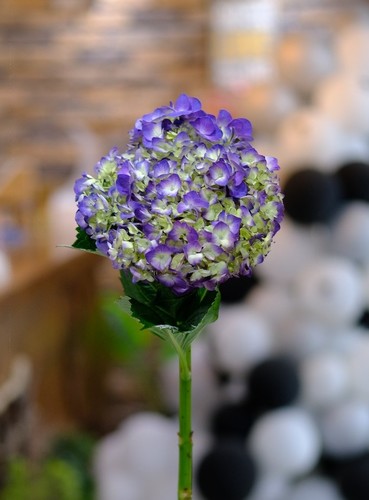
[335,161,369,202]
[338,453,369,500]
[219,274,259,304]
[358,309,369,330]
[196,442,257,500]
[283,168,342,224]
[247,356,300,410]
[210,400,259,441]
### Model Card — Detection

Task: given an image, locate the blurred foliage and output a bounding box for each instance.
[0,432,96,500]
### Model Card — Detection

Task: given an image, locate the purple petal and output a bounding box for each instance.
[146,244,172,271]
[218,212,242,235]
[157,174,181,197]
[174,94,202,113]
[151,199,172,215]
[142,121,163,142]
[207,161,232,186]
[142,105,172,123]
[134,160,149,180]
[75,210,88,229]
[134,205,152,222]
[229,181,247,198]
[184,241,203,265]
[116,174,131,195]
[212,221,236,250]
[177,191,209,213]
[167,221,198,242]
[266,156,280,172]
[157,273,189,294]
[217,109,233,127]
[153,159,170,178]
[230,118,253,141]
[74,174,90,197]
[192,116,223,141]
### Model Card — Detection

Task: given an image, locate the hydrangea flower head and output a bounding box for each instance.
[74,94,284,294]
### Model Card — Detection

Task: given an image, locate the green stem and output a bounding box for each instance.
[178,345,192,500]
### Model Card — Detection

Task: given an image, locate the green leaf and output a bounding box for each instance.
[119,270,221,350]
[72,227,97,252]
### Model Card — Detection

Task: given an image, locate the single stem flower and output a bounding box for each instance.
[71,94,284,500]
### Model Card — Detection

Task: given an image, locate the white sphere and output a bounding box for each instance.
[94,430,129,476]
[249,408,321,477]
[276,313,329,360]
[301,351,349,410]
[246,283,295,328]
[255,217,328,286]
[346,336,369,400]
[285,476,343,500]
[241,82,298,133]
[248,474,290,500]
[335,23,369,76]
[276,33,335,97]
[118,412,177,480]
[314,73,369,135]
[320,400,369,458]
[96,471,141,500]
[294,257,364,327]
[364,263,369,307]
[142,477,177,500]
[331,202,369,265]
[207,304,273,375]
[275,108,346,173]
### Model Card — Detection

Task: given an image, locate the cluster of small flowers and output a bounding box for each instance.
[74,94,284,294]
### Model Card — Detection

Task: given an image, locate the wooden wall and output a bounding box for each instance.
[0,0,210,169]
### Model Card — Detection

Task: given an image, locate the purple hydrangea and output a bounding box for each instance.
[74,94,284,294]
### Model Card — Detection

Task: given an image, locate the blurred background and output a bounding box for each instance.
[1,0,369,499]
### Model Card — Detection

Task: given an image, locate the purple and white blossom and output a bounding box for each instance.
[74,94,284,294]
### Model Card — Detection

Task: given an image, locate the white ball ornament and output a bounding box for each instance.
[335,23,369,76]
[301,351,349,410]
[246,282,295,329]
[118,412,178,481]
[276,33,335,97]
[285,476,343,500]
[94,430,129,476]
[276,313,329,360]
[331,202,369,265]
[346,336,369,401]
[240,82,298,134]
[207,305,273,375]
[314,73,369,136]
[249,408,321,477]
[275,108,346,173]
[255,217,327,286]
[96,471,141,500]
[248,474,290,500]
[363,263,369,307]
[320,400,369,458]
[294,257,364,327]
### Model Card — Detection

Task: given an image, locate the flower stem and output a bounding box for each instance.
[178,345,192,500]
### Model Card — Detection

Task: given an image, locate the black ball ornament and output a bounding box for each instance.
[283,168,342,224]
[210,400,259,441]
[358,309,369,329]
[196,442,257,500]
[219,274,259,304]
[338,453,369,500]
[247,356,300,410]
[335,161,369,202]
